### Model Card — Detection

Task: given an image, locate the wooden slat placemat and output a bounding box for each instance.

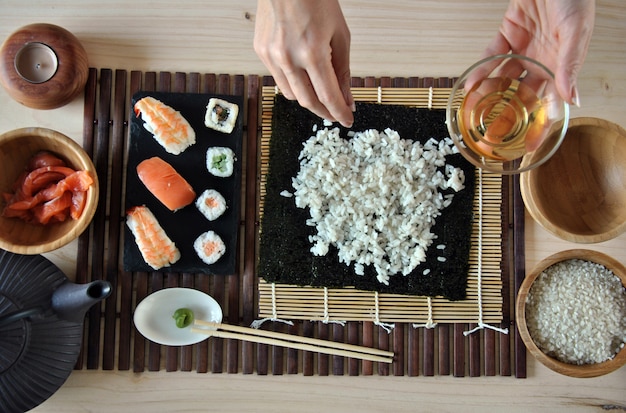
[75,69,526,378]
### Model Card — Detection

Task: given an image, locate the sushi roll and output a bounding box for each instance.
[206,146,235,177]
[204,97,239,134]
[126,205,181,270]
[195,189,227,221]
[194,230,226,265]
[134,96,196,155]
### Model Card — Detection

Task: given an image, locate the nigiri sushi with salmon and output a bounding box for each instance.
[134,96,196,155]
[126,205,180,270]
[136,157,196,211]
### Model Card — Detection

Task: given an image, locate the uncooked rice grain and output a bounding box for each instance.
[525,259,626,365]
[291,127,466,285]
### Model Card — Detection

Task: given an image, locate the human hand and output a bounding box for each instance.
[253,0,355,127]
[482,0,595,106]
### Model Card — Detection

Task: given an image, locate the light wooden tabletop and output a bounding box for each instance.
[1,0,625,412]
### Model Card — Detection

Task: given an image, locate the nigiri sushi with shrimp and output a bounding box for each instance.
[126,205,181,270]
[134,96,196,155]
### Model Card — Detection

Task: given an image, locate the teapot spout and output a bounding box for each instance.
[52,280,112,324]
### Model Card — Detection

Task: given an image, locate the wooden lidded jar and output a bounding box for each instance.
[0,23,89,109]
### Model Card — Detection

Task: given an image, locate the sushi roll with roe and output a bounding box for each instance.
[206,146,235,177]
[205,98,239,134]
[194,230,226,265]
[195,189,227,221]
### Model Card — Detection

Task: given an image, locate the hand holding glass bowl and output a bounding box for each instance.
[446,54,569,174]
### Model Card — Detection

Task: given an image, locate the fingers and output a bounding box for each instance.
[482,30,514,59]
[255,41,338,122]
[270,38,354,127]
[554,22,594,106]
[262,54,354,128]
[252,0,354,127]
[306,68,354,128]
[465,34,512,92]
[330,28,356,121]
[282,65,337,122]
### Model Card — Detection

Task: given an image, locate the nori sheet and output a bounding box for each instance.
[258,95,476,300]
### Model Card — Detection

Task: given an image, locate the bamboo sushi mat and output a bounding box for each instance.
[76,69,527,377]
[259,85,503,325]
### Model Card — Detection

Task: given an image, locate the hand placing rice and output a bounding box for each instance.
[292,127,466,285]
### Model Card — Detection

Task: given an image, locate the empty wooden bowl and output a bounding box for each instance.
[517,249,626,378]
[521,117,626,243]
[0,128,98,254]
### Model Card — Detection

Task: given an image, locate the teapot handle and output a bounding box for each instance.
[0,306,45,328]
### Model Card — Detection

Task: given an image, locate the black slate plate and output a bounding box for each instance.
[124,91,243,275]
[0,250,83,413]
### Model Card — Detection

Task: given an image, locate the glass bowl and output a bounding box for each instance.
[446,54,569,174]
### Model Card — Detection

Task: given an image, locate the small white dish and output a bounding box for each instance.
[133,288,222,346]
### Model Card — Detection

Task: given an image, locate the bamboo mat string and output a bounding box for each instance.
[373,291,395,333]
[251,283,294,329]
[377,86,382,103]
[428,87,433,109]
[412,296,437,329]
[319,287,346,326]
[464,165,509,336]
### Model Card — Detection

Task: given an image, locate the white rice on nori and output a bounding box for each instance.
[292,127,466,285]
[206,146,235,178]
[205,97,239,134]
[525,259,626,365]
[193,230,226,265]
[195,189,227,221]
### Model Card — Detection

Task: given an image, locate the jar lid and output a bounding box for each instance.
[0,23,89,109]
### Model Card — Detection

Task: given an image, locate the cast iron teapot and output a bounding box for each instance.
[0,249,111,413]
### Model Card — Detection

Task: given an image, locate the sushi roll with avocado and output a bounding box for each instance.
[205,97,239,134]
[206,146,235,177]
[195,189,227,221]
[194,230,226,265]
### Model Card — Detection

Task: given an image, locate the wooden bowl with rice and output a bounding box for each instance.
[517,249,626,378]
[0,127,98,254]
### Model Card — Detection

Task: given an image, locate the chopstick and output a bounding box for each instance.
[191,320,394,364]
